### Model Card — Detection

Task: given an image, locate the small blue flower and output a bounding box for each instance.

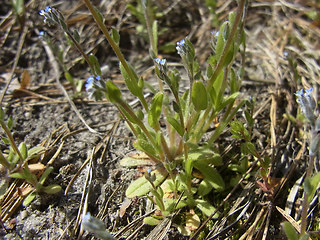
[85,76,94,92]
[39,6,51,16]
[45,6,52,12]
[39,6,53,24]
[39,9,45,16]
[154,58,166,66]
[211,30,219,39]
[295,88,316,124]
[154,58,167,79]
[176,39,186,55]
[305,88,313,97]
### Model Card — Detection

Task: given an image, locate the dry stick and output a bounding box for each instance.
[39,31,99,135]
[0,24,28,105]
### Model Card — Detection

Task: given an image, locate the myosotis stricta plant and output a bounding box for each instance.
[40,0,247,234]
[282,88,320,239]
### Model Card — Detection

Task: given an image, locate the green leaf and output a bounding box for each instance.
[230,68,239,94]
[39,166,53,185]
[89,54,101,76]
[192,81,208,111]
[133,139,157,158]
[73,29,80,43]
[166,116,184,136]
[152,20,158,54]
[0,151,10,169]
[28,146,45,159]
[23,192,36,207]
[0,108,4,121]
[281,222,299,240]
[120,62,141,97]
[93,6,104,23]
[9,172,26,179]
[195,199,218,218]
[143,216,161,225]
[222,42,234,67]
[106,81,123,103]
[64,72,74,85]
[119,105,138,124]
[126,169,168,197]
[193,162,225,191]
[212,71,224,105]
[216,92,239,112]
[242,142,256,157]
[148,93,163,128]
[23,167,38,184]
[245,111,254,128]
[7,116,13,130]
[187,148,222,166]
[19,142,27,160]
[304,172,320,203]
[111,28,120,45]
[215,23,227,60]
[163,198,187,213]
[197,179,213,196]
[120,156,155,167]
[42,184,62,194]
[172,101,180,113]
[299,234,310,240]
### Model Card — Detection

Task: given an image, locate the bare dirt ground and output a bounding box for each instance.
[0,0,320,239]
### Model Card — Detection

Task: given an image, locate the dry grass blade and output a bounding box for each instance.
[145,217,172,240]
[206,182,255,239]
[38,28,100,135]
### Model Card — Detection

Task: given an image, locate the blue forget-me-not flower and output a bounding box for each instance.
[85,75,105,100]
[295,88,320,155]
[176,39,187,56]
[295,88,316,124]
[154,57,167,79]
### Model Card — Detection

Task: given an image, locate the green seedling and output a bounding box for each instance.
[9,164,61,206]
[0,108,61,206]
[40,0,247,234]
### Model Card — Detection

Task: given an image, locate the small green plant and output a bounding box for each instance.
[292,88,320,236]
[0,107,61,206]
[40,0,247,234]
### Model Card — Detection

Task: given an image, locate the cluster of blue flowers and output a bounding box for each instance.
[295,88,316,124]
[85,75,105,100]
[176,39,187,56]
[39,6,55,26]
[295,88,320,155]
[154,57,167,79]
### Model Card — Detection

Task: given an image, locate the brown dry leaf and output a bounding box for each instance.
[28,163,45,176]
[174,209,200,236]
[17,187,33,197]
[119,198,132,218]
[20,69,30,89]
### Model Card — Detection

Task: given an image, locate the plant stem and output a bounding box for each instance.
[65,31,95,75]
[206,0,246,90]
[300,155,315,235]
[0,121,24,163]
[83,0,149,111]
